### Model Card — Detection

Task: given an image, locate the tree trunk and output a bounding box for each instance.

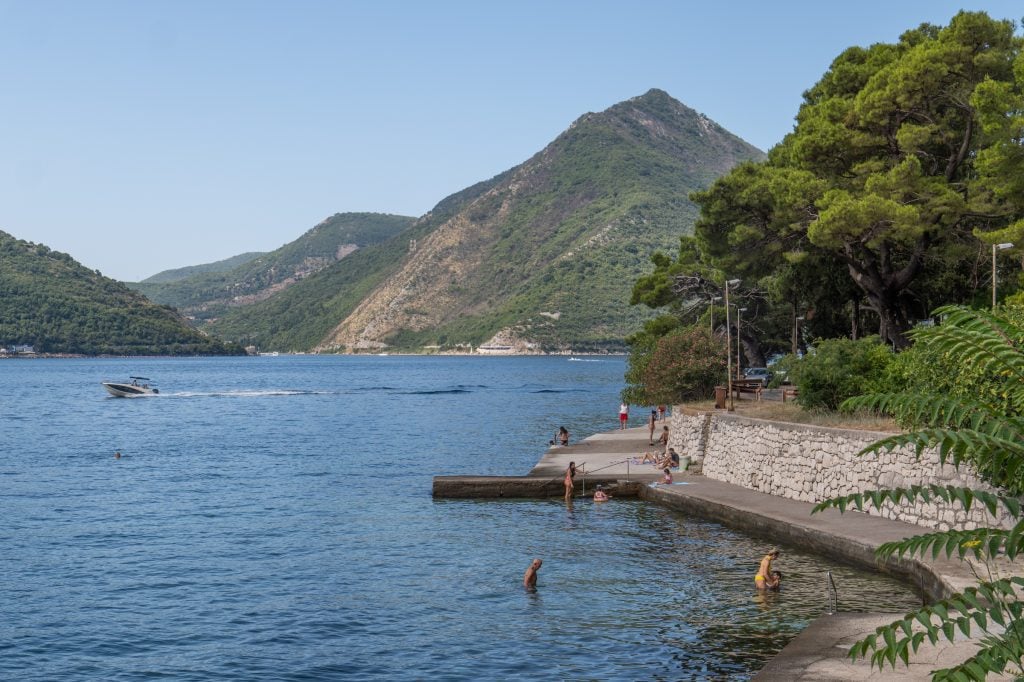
[867,291,911,349]
[739,331,766,368]
[844,249,920,350]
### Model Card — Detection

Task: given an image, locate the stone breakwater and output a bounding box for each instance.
[669,409,1012,531]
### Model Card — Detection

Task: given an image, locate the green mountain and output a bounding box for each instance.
[203,182,502,351]
[141,252,267,284]
[0,231,243,355]
[207,89,765,352]
[130,212,414,323]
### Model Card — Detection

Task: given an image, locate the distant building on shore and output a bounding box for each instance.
[476,344,514,355]
[0,344,36,356]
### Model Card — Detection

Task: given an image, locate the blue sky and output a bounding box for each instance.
[1,1,1021,281]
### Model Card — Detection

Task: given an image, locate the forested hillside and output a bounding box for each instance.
[131,212,414,322]
[0,231,243,355]
[141,252,266,284]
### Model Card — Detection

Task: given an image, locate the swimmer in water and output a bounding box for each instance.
[524,558,542,589]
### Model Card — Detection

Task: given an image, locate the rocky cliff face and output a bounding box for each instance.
[317,89,764,352]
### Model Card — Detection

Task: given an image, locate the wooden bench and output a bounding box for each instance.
[731,379,763,401]
[782,386,799,402]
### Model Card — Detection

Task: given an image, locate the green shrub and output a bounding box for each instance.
[621,315,684,404]
[636,326,727,404]
[793,336,894,411]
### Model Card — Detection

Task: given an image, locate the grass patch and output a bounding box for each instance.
[680,397,899,432]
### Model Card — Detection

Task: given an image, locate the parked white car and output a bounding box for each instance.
[743,367,773,386]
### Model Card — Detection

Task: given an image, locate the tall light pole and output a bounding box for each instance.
[725,279,741,411]
[793,315,805,357]
[709,296,721,334]
[736,307,747,378]
[993,242,1014,309]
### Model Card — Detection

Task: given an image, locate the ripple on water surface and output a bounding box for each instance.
[1,356,922,681]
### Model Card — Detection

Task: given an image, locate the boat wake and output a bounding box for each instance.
[165,389,334,398]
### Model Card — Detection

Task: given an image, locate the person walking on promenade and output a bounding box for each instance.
[618,402,629,430]
[658,404,666,421]
[755,549,781,590]
[647,410,657,444]
[524,558,542,589]
[564,461,584,501]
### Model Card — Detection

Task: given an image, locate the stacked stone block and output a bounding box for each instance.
[667,409,1012,531]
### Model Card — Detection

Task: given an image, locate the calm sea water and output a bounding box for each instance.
[1,356,920,680]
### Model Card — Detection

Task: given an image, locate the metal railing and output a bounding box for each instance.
[580,458,634,496]
[826,571,838,614]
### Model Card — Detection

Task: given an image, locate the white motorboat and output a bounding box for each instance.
[102,376,159,397]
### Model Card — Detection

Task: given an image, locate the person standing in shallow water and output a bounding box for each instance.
[755,549,781,590]
[564,461,583,501]
[524,558,542,589]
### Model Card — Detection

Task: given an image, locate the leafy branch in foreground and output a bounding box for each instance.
[847,578,1024,670]
[813,305,1024,679]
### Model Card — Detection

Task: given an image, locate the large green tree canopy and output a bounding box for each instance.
[693,12,1024,348]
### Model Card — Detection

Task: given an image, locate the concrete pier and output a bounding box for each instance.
[433,421,669,498]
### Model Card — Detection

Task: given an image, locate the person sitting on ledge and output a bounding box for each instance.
[661,467,673,484]
[636,451,659,465]
[654,447,680,470]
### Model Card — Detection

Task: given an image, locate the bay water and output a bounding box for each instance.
[1,356,920,680]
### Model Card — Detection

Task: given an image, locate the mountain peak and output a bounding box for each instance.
[310,91,765,353]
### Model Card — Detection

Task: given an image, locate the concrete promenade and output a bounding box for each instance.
[528,421,1014,680]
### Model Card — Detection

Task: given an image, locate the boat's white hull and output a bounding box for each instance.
[102,382,159,397]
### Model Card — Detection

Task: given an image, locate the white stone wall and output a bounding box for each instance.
[667,409,1012,531]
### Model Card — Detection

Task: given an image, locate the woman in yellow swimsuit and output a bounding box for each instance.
[755,548,780,590]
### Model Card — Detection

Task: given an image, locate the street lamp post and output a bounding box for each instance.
[793,315,804,357]
[993,242,1014,309]
[725,279,741,411]
[709,296,721,335]
[736,307,747,379]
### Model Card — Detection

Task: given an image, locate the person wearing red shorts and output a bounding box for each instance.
[618,402,629,429]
